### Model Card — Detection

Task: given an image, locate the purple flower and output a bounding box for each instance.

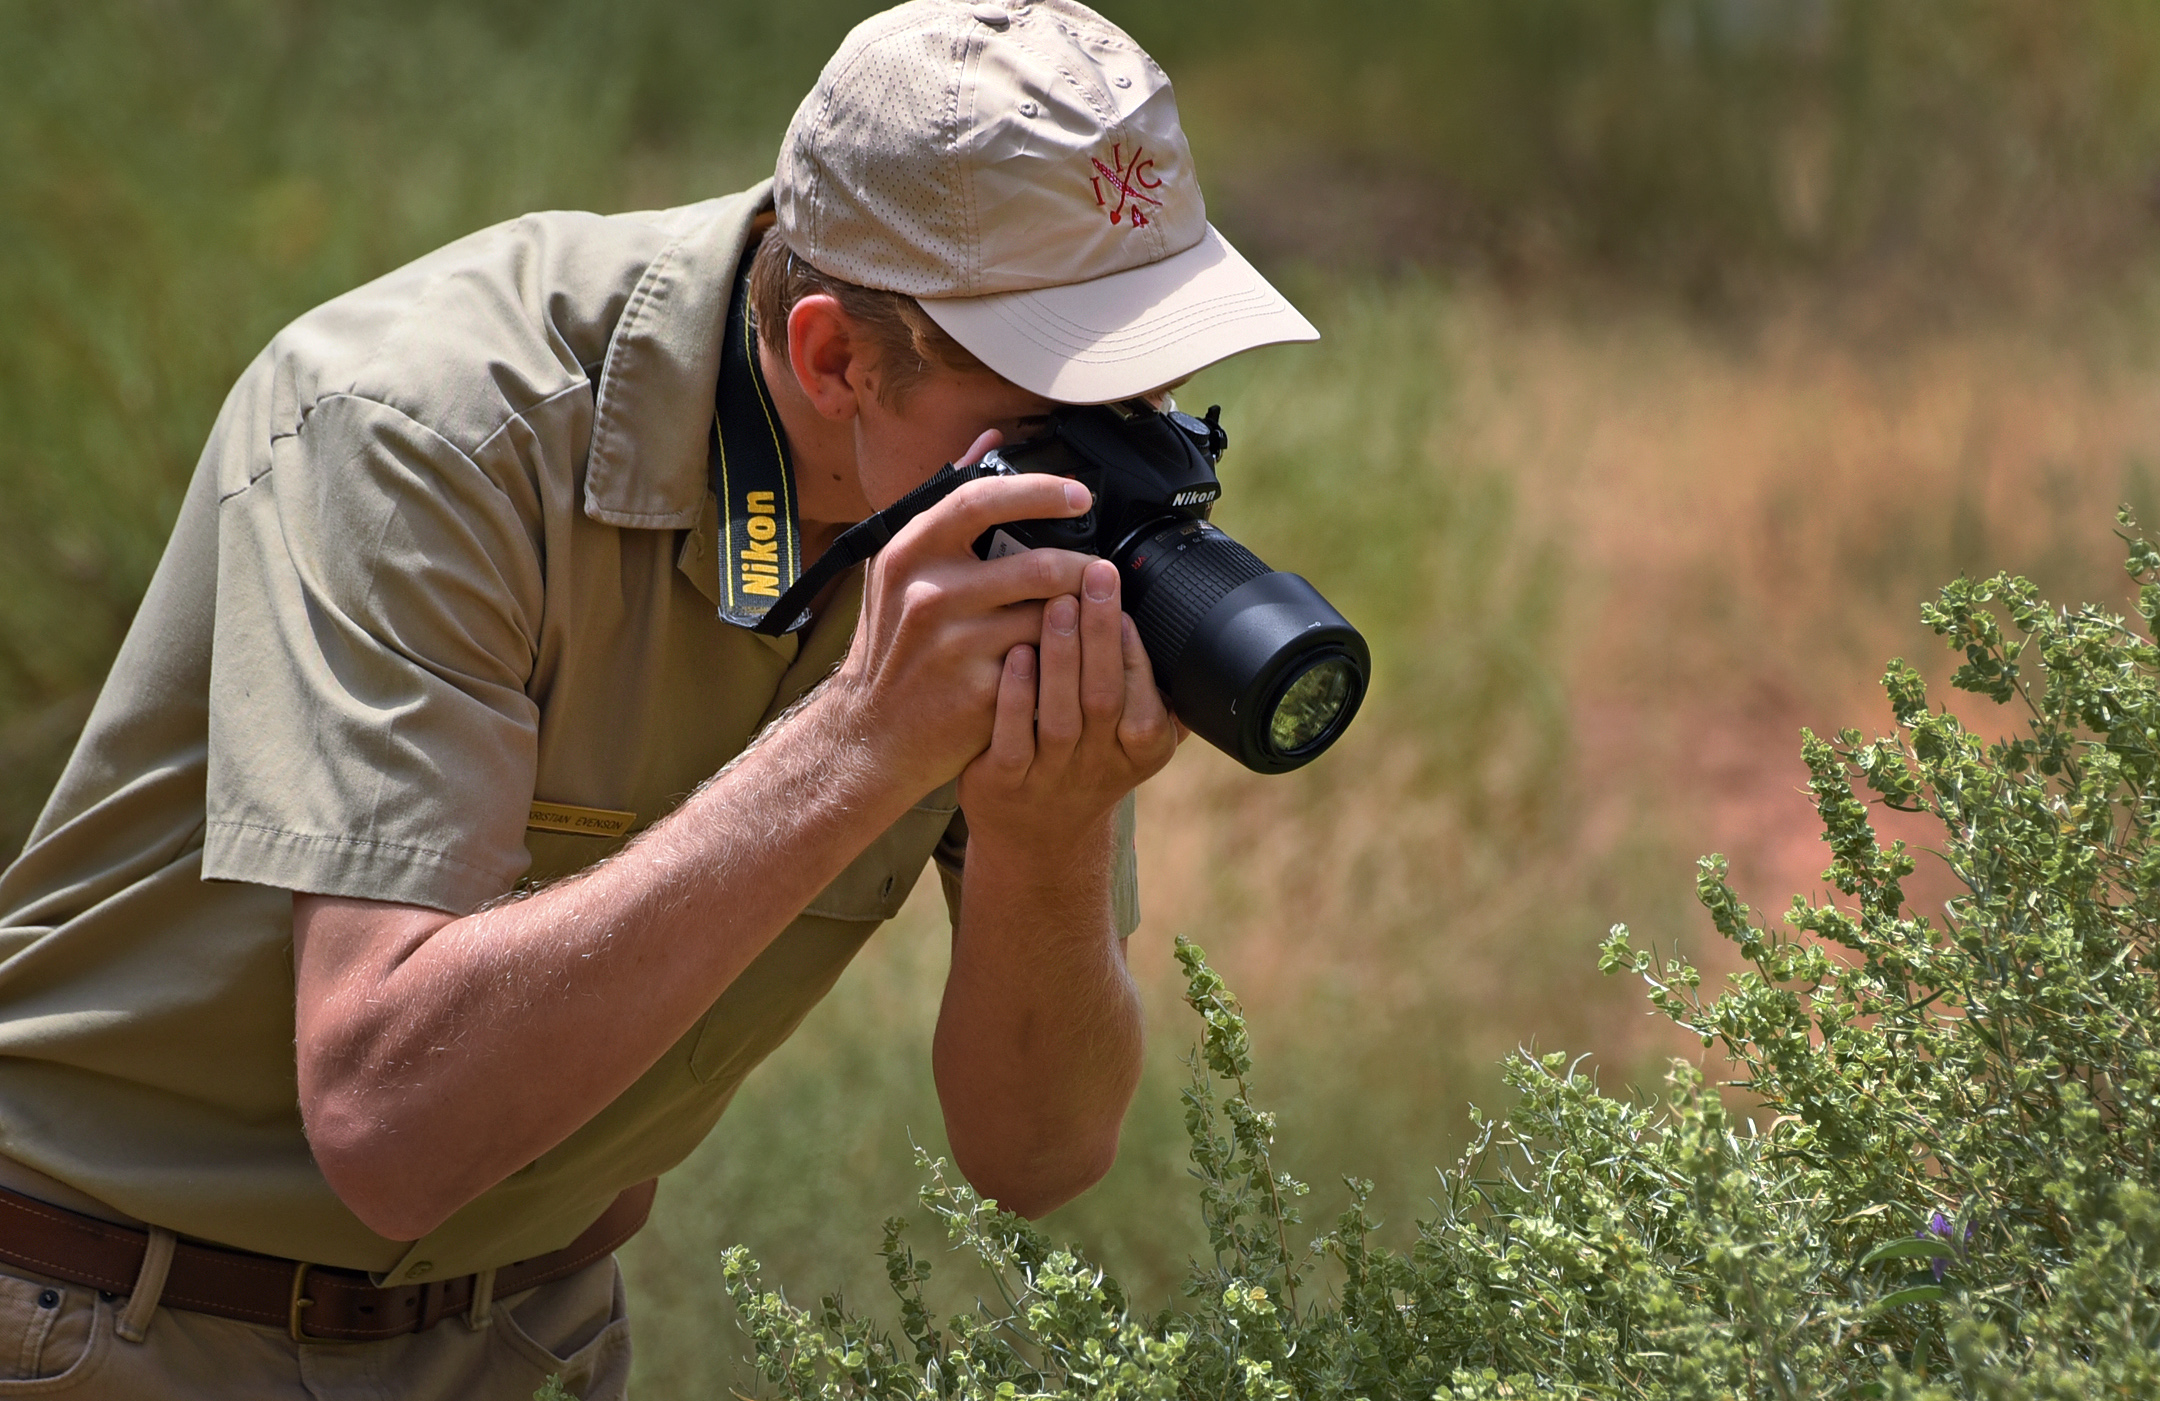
[1919,1210,1968,1282]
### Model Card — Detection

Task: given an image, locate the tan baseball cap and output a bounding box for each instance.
[773,0,1318,404]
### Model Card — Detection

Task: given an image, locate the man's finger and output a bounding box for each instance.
[1078,561,1125,728]
[905,472,1092,557]
[871,537,1086,630]
[955,428,1003,470]
[983,644,1039,776]
[1034,594,1083,760]
[947,546,1095,611]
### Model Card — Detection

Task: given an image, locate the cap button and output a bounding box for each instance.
[970,4,1010,27]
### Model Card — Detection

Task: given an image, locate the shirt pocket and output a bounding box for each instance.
[684,783,956,1087]
[798,783,958,924]
[519,828,634,891]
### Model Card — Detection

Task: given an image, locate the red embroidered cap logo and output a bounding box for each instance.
[1090,143,1164,229]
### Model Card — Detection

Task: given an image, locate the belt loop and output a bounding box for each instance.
[116,1226,176,1344]
[465,1267,497,1331]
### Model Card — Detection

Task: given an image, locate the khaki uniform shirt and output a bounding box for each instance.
[0,182,1138,1282]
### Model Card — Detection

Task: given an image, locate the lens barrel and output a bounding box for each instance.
[1120,521,1369,773]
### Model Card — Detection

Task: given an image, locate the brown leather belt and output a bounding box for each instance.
[0,1179,655,1343]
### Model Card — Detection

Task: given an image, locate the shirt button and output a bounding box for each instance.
[407,1261,434,1279]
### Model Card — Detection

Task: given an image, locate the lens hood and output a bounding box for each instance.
[1158,570,1370,773]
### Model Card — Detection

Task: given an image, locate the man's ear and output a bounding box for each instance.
[786,295,873,423]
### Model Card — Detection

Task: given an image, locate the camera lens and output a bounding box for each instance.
[1267,653,1359,757]
[1119,521,1369,773]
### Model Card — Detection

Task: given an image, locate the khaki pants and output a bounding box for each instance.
[0,1254,629,1400]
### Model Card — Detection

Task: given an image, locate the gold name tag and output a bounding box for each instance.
[527,801,637,838]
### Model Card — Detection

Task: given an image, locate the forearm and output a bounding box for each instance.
[931,811,1143,1218]
[297,680,913,1239]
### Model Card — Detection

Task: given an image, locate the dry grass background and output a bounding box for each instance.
[1147,277,2160,1045]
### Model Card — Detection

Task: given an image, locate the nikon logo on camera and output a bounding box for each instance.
[1171,487,1218,508]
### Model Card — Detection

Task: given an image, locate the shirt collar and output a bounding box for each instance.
[583,180,774,531]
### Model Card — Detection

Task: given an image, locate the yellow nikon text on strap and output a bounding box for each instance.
[740,491,781,598]
[710,253,806,629]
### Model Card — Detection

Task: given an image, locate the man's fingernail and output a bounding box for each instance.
[1012,645,1035,679]
[1084,562,1116,602]
[1048,595,1078,635]
[1064,481,1091,512]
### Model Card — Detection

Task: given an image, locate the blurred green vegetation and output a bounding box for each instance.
[1171,0,2160,293]
[9,1,2160,1396]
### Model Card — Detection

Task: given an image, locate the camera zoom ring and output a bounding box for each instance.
[1131,532,1271,669]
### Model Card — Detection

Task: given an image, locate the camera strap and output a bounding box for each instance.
[709,257,808,631]
[750,457,989,636]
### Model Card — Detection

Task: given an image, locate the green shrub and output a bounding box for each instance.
[708,523,2160,1398]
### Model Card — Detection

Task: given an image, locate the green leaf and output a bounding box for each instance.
[1857,1237,1959,1267]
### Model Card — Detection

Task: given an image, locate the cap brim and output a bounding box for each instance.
[916,225,1318,404]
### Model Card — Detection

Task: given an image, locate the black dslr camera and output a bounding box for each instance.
[963,402,1368,773]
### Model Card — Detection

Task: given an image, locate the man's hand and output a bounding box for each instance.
[827,431,1105,799]
[959,559,1178,847]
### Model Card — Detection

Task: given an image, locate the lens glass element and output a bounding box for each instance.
[1267,656,1357,756]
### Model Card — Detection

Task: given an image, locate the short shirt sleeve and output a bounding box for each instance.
[933,790,1141,938]
[201,394,545,915]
